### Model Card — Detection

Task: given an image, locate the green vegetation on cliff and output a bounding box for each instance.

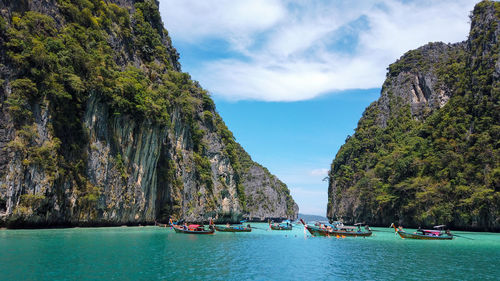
[4,0,192,219]
[328,1,499,230]
[0,0,298,225]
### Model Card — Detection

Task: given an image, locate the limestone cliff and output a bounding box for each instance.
[327,0,499,231]
[0,0,298,227]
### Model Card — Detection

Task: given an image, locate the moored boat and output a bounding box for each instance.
[172,224,215,234]
[269,220,293,230]
[215,224,252,232]
[170,219,215,234]
[391,223,454,240]
[300,219,372,237]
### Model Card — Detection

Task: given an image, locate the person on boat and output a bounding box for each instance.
[365,225,371,232]
[226,222,230,227]
[183,222,188,230]
[416,226,423,235]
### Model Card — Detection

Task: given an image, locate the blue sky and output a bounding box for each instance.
[159,0,476,215]
[214,91,379,215]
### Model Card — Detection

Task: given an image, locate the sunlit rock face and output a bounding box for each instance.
[0,0,297,227]
[327,1,499,231]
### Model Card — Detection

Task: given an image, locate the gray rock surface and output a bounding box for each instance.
[327,0,499,230]
[0,0,298,227]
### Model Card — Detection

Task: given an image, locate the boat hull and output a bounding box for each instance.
[215,226,251,232]
[173,226,215,234]
[306,226,372,237]
[397,231,453,240]
[270,225,292,230]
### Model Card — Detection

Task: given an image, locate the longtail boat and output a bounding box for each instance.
[172,224,215,234]
[215,225,252,232]
[269,220,293,230]
[391,223,453,240]
[300,219,372,237]
[171,218,215,234]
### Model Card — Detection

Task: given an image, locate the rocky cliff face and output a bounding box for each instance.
[376,42,465,127]
[327,0,499,231]
[0,0,297,227]
[242,163,298,221]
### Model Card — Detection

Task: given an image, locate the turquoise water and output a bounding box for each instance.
[0,224,499,280]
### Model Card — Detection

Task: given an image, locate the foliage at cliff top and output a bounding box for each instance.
[329,0,499,230]
[1,0,296,218]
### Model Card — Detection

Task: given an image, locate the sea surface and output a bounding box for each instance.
[0,223,499,280]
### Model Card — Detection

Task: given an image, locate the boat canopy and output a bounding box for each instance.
[311,220,330,224]
[340,226,357,229]
[422,230,441,235]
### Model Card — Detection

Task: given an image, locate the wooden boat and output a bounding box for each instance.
[172,224,215,234]
[391,223,453,240]
[215,225,252,232]
[270,224,292,230]
[170,219,215,234]
[269,220,293,230]
[300,219,372,237]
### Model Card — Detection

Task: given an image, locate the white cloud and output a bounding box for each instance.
[310,168,329,176]
[160,0,476,101]
[268,166,330,215]
[160,0,285,51]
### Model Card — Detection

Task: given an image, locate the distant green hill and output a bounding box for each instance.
[327,0,499,231]
[298,213,328,222]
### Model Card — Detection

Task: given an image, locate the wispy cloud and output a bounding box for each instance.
[268,166,330,215]
[310,168,329,176]
[160,0,285,50]
[160,0,476,101]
